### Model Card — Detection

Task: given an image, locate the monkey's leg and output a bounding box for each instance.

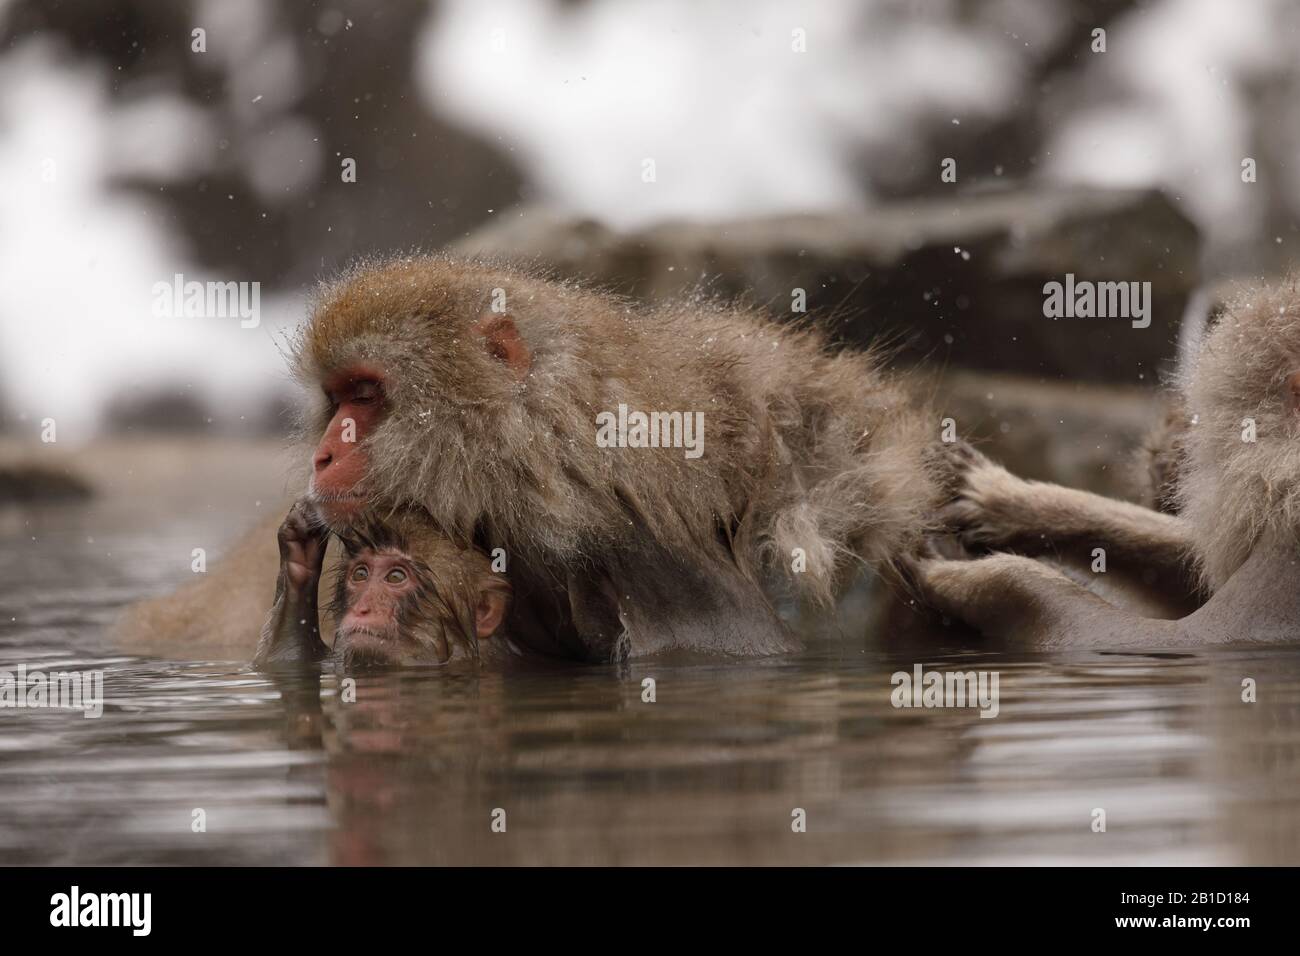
[942,443,1196,592]
[913,552,1177,646]
[253,501,331,669]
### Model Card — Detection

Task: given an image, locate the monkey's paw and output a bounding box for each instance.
[935,442,1036,551]
[278,498,329,590]
[892,532,971,596]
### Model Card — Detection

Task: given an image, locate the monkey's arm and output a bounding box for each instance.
[913,551,1178,646]
[253,501,331,669]
[943,444,1196,592]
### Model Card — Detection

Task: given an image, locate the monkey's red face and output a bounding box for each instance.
[311,368,386,522]
[338,551,416,641]
[334,548,456,666]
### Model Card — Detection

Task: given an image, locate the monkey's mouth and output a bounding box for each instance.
[338,639,399,668]
[338,624,393,641]
[334,628,406,667]
[333,626,452,668]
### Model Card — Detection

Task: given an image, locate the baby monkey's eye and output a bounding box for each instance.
[385,568,407,585]
[350,565,369,582]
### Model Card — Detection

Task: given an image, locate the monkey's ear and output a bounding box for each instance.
[1286,371,1300,413]
[475,315,531,378]
[475,576,512,639]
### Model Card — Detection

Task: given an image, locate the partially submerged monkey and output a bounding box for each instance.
[914,279,1300,645]
[255,500,513,669]
[296,255,942,659]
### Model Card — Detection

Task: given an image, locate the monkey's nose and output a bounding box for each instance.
[313,448,332,474]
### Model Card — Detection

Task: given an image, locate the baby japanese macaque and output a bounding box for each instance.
[254,501,512,669]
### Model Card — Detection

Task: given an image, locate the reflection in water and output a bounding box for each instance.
[2,489,1299,865]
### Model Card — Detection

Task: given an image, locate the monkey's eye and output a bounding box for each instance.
[350,565,369,582]
[352,380,382,405]
[384,568,407,585]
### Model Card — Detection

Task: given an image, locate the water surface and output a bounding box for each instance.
[2,441,1298,865]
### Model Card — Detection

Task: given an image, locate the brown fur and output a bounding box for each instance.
[916,276,1300,645]
[1136,399,1188,514]
[294,255,941,656]
[1174,277,1300,589]
[330,513,513,665]
[112,509,297,658]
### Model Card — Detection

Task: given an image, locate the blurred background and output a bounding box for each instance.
[0,0,1297,488]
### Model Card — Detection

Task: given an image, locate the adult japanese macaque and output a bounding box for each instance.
[255,500,513,670]
[913,279,1300,645]
[296,255,940,659]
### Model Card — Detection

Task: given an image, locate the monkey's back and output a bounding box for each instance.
[612,299,941,605]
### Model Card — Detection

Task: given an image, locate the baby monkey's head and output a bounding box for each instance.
[330,514,510,668]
